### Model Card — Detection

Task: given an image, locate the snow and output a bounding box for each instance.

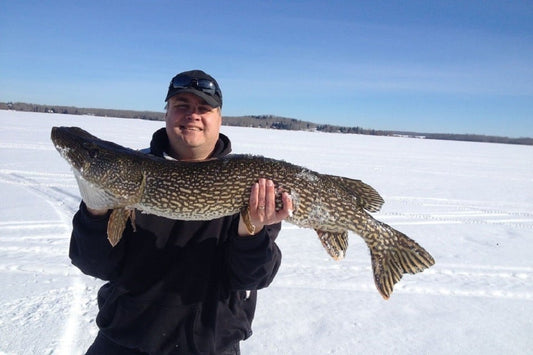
[1,110,532,354]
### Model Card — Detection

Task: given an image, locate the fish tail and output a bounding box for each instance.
[365,221,435,299]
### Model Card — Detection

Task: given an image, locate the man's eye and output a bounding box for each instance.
[198,106,212,114]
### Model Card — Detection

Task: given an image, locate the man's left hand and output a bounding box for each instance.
[238,179,293,236]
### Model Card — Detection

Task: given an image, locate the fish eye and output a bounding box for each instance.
[82,142,99,158]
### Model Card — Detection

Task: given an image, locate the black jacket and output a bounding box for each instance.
[70,128,282,354]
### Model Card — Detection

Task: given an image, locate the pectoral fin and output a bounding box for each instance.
[107,207,136,246]
[315,230,349,260]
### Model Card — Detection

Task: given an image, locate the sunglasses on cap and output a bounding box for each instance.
[171,76,221,98]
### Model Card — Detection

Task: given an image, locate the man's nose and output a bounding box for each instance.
[186,107,202,118]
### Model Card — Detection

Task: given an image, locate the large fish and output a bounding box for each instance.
[51,126,435,299]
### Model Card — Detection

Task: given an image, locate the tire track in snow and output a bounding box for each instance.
[0,282,100,354]
[0,142,55,151]
[0,169,80,219]
[0,169,96,353]
[278,196,533,301]
[276,261,533,300]
[379,196,533,229]
[55,277,85,355]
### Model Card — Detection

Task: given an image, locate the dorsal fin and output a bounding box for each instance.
[326,175,384,212]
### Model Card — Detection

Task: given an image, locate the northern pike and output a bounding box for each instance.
[51,126,435,299]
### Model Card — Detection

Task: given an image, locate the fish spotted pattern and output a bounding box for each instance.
[51,126,435,299]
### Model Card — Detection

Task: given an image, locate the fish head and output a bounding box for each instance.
[51,126,144,206]
[51,126,101,172]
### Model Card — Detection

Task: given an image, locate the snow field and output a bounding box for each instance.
[0,110,532,354]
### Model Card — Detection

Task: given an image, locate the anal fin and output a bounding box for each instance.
[315,230,349,260]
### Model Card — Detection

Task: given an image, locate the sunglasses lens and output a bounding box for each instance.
[195,79,216,95]
[172,77,217,96]
[172,76,192,88]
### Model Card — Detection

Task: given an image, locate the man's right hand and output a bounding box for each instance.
[74,174,111,216]
[86,206,109,216]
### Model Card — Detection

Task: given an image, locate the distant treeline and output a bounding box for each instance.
[1,101,165,121]
[223,115,533,145]
[2,102,532,146]
[223,115,374,134]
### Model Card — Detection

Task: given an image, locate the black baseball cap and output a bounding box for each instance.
[165,70,223,108]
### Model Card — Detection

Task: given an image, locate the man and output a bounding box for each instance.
[70,70,293,354]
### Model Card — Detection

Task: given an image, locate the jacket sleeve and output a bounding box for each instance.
[69,202,126,281]
[227,221,282,291]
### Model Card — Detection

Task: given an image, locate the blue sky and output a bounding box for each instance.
[1,1,532,137]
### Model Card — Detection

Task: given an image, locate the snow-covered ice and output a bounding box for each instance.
[1,110,532,354]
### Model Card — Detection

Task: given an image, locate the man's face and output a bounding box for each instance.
[165,93,222,160]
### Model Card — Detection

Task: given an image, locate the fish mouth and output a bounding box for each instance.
[50,126,91,171]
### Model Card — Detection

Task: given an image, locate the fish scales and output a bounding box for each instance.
[51,126,435,299]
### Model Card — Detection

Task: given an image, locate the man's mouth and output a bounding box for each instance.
[180,126,202,132]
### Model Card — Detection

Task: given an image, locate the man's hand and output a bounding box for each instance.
[74,173,110,216]
[86,206,109,216]
[238,179,293,236]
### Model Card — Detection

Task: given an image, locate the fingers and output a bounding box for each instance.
[264,179,276,218]
[240,178,293,236]
[248,178,292,227]
[249,181,260,210]
[249,179,270,220]
[280,190,294,218]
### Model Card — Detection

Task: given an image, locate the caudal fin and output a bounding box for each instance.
[369,225,435,299]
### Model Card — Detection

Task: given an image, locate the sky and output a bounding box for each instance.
[1,0,532,137]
